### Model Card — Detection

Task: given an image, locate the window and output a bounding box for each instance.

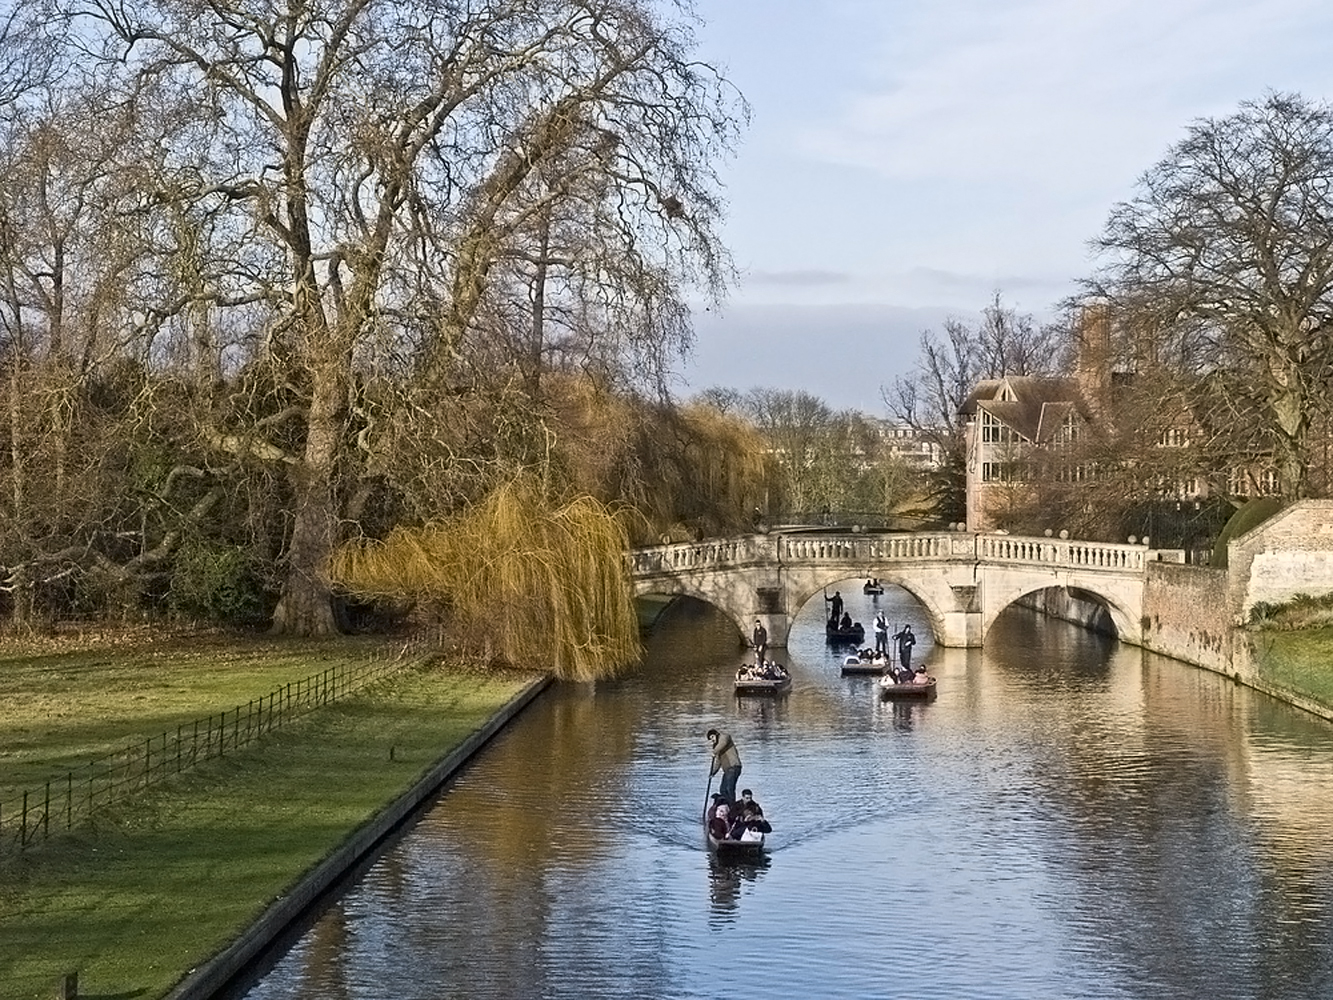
[981,411,1018,444]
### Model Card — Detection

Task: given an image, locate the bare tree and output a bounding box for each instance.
[1089,92,1333,501]
[60,0,743,634]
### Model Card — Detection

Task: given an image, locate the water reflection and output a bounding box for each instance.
[231,585,1333,1000]
[706,854,770,920]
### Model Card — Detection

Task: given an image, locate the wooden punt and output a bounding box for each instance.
[841,656,889,676]
[825,623,865,644]
[878,676,937,698]
[705,818,767,855]
[734,673,792,694]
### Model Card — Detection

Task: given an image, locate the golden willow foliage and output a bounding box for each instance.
[329,479,641,681]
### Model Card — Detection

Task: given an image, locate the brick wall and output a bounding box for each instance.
[1142,561,1233,673]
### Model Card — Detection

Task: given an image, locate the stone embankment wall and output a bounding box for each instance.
[1138,500,1333,684]
[1141,562,1233,674]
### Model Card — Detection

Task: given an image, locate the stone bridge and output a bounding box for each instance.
[630,531,1150,648]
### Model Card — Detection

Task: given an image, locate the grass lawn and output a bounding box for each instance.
[1251,625,1333,709]
[0,631,534,1000]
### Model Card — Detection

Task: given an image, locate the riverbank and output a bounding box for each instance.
[0,632,539,1000]
[1244,625,1333,720]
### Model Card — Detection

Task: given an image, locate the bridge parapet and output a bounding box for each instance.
[778,532,969,563]
[630,532,1150,577]
[628,536,774,576]
[976,535,1146,571]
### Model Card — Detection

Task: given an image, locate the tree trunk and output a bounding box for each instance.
[270,358,346,636]
[1270,359,1309,499]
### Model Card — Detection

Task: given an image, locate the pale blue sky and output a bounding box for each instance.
[679,0,1333,413]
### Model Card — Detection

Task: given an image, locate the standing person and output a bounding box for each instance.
[706,728,742,806]
[873,612,889,656]
[893,624,916,672]
[751,618,768,665]
[825,590,844,626]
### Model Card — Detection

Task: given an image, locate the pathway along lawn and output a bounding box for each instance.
[0,632,534,1000]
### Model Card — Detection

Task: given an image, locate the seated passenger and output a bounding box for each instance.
[840,612,853,631]
[737,788,765,818]
[735,802,772,836]
[912,666,931,684]
[708,802,732,839]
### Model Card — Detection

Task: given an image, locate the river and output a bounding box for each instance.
[227,584,1333,1000]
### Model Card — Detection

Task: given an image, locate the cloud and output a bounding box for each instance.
[745,268,852,287]
[798,0,1333,194]
[694,0,1333,318]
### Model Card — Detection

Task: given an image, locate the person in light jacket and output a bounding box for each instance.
[706,728,742,805]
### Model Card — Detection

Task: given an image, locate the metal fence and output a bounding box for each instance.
[1,651,412,854]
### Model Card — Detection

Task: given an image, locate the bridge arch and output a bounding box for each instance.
[981,584,1135,645]
[781,569,949,645]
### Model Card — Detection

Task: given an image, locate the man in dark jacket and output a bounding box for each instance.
[706,728,742,805]
[751,619,768,665]
[893,624,916,672]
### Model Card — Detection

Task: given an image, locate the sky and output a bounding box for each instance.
[676,0,1333,414]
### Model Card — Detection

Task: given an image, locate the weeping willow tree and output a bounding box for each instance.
[330,479,640,681]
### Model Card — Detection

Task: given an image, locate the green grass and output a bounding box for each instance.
[0,633,533,1000]
[1252,626,1333,708]
[0,630,417,795]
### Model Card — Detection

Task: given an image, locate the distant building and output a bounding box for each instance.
[959,308,1283,535]
[872,420,942,470]
[960,375,1090,532]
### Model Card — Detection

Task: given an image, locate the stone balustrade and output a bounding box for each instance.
[631,531,1148,577]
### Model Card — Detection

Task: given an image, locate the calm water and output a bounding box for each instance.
[230,585,1333,1000]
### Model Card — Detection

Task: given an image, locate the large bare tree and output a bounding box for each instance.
[1090,92,1333,501]
[58,0,741,634]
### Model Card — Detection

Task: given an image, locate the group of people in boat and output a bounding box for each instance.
[847,646,931,684]
[745,617,791,681]
[889,664,932,685]
[736,658,789,682]
[706,788,771,843]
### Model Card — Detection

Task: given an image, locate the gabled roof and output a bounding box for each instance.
[962,376,1090,443]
